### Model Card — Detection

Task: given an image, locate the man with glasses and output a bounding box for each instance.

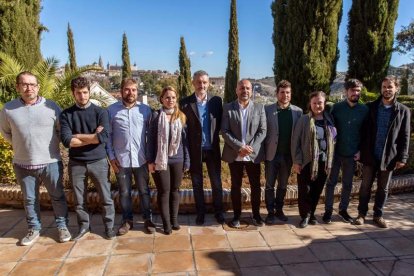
[0,71,70,245]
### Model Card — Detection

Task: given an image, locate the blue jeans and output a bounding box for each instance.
[116,164,152,222]
[14,161,68,230]
[358,164,392,217]
[265,153,292,213]
[325,154,356,213]
[69,158,115,230]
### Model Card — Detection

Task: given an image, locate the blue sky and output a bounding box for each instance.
[41,0,413,79]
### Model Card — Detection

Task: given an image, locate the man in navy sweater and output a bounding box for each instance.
[60,77,115,240]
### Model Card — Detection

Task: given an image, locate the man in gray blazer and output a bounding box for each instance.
[221,79,267,228]
[264,80,303,224]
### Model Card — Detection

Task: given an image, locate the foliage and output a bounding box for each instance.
[347,0,399,92]
[140,72,177,97]
[360,87,378,103]
[177,36,192,99]
[400,67,409,95]
[0,133,14,183]
[0,51,101,109]
[67,23,77,71]
[0,0,43,69]
[396,19,414,56]
[121,33,132,79]
[224,0,240,104]
[272,0,343,110]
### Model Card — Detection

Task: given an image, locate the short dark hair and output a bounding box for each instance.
[382,75,399,88]
[192,70,209,80]
[276,80,291,93]
[121,78,138,91]
[344,78,363,90]
[71,77,90,92]
[16,71,37,84]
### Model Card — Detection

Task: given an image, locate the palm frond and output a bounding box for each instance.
[0,52,24,88]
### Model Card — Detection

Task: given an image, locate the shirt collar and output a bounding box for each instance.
[276,102,291,110]
[20,96,43,106]
[195,93,208,104]
[76,101,92,109]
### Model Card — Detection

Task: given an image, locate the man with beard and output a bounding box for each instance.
[221,79,267,228]
[180,70,224,225]
[107,78,155,235]
[355,75,410,228]
[323,79,368,224]
[60,77,115,240]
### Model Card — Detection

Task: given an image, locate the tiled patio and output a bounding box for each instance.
[0,193,413,276]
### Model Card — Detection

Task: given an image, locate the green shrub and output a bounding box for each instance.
[360,88,378,103]
[0,134,15,183]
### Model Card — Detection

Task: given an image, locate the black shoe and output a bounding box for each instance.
[338,210,353,223]
[275,210,288,222]
[265,213,276,225]
[252,216,264,227]
[163,227,172,235]
[215,213,225,225]
[144,220,156,233]
[230,218,240,228]
[322,211,332,224]
[299,217,309,228]
[172,224,181,231]
[195,214,205,225]
[309,215,318,225]
[105,228,116,240]
[72,227,90,241]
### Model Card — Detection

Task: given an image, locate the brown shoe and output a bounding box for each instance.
[353,214,365,225]
[373,216,388,228]
[117,221,133,236]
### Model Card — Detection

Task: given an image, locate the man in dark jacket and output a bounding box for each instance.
[355,75,411,228]
[180,70,224,225]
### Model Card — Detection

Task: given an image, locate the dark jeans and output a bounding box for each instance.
[69,158,115,230]
[190,149,223,215]
[116,164,152,222]
[297,163,327,219]
[265,153,292,214]
[228,161,261,219]
[153,162,183,230]
[14,161,68,230]
[325,154,356,212]
[358,163,392,217]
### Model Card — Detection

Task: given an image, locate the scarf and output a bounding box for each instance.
[309,113,336,181]
[155,108,182,171]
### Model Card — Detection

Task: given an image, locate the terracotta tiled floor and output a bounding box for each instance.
[1,194,414,275]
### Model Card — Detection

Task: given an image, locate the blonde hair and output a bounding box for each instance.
[160,86,186,124]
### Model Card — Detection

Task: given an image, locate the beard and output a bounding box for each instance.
[123,95,136,104]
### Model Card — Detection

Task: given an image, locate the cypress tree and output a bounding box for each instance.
[177,36,192,99]
[272,0,342,109]
[400,67,409,95]
[0,0,43,68]
[224,0,240,103]
[347,0,399,92]
[121,33,132,79]
[67,23,77,71]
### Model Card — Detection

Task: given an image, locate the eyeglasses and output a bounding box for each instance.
[18,83,38,88]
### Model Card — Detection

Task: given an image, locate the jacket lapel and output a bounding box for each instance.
[189,94,200,122]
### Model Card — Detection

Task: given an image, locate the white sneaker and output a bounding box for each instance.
[58,228,71,243]
[20,229,40,246]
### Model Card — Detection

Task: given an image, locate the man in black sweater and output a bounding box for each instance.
[60,77,115,240]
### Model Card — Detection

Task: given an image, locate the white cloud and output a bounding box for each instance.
[189,51,196,56]
[202,51,214,58]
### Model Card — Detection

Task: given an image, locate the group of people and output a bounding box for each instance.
[0,70,410,247]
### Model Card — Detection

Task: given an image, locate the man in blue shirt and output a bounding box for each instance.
[323,79,368,224]
[180,70,224,225]
[107,78,155,235]
[356,75,411,228]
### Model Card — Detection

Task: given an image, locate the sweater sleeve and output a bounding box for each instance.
[96,108,109,144]
[59,110,73,148]
[182,125,190,170]
[0,108,12,143]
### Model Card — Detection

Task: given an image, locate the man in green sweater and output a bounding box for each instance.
[0,71,70,245]
[323,79,368,223]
